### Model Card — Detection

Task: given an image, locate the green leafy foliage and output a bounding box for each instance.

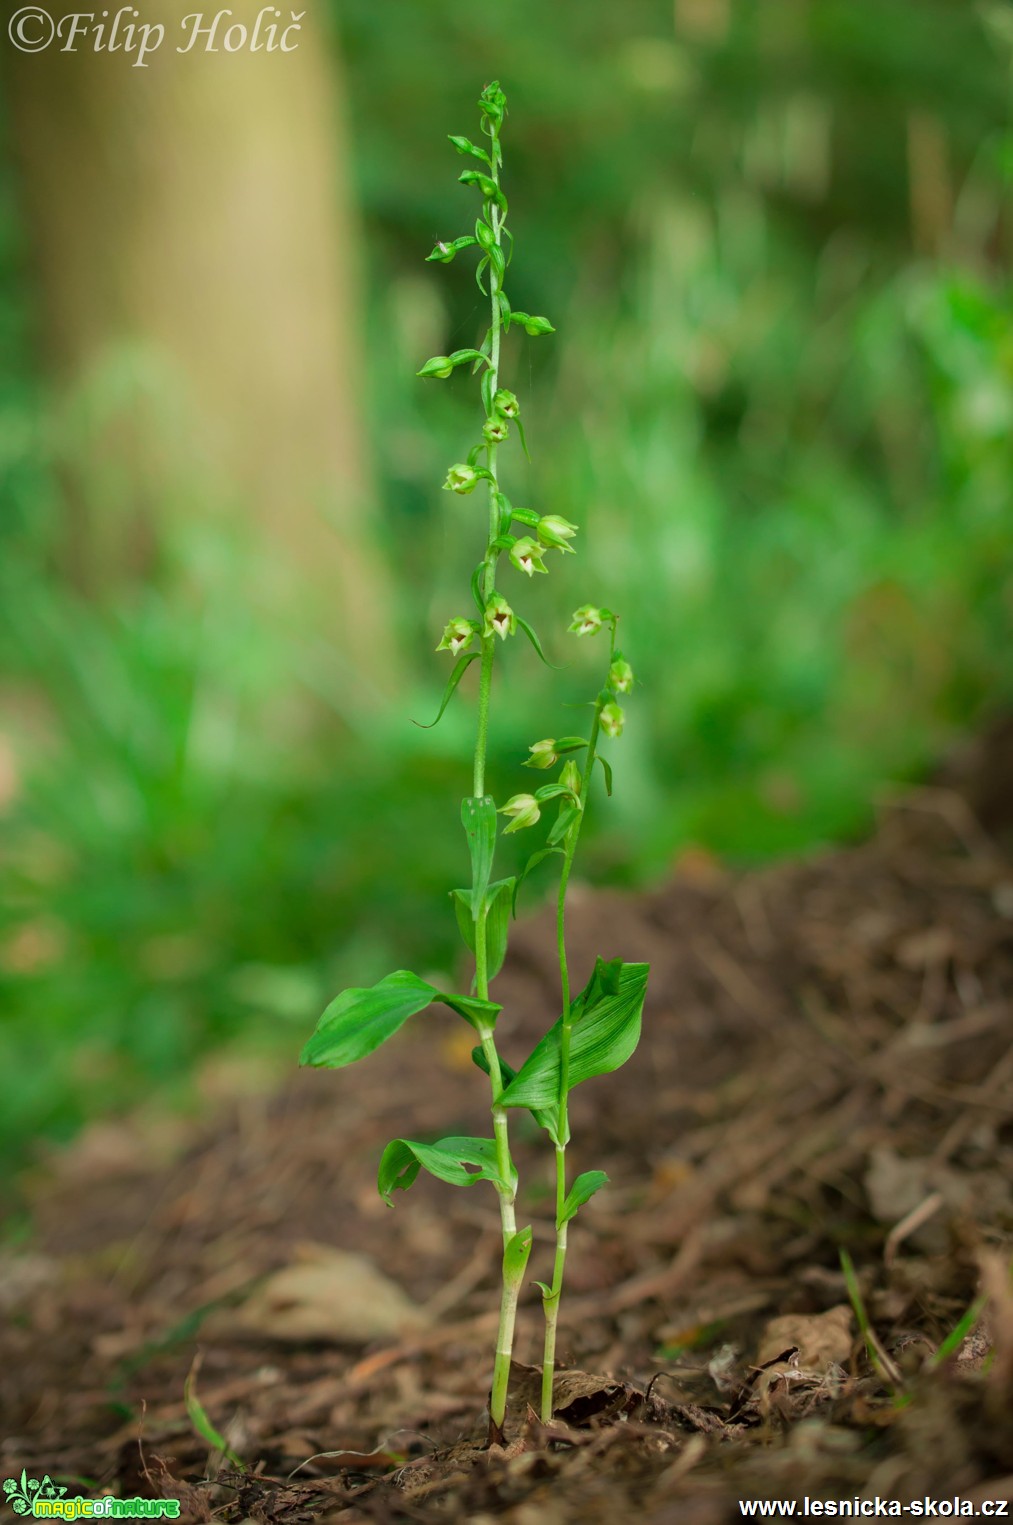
[499,958,649,1128]
[461,795,498,917]
[452,877,514,980]
[559,1169,609,1227]
[300,970,501,1068]
[378,1135,507,1204]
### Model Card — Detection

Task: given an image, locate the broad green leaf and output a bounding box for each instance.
[498,959,649,1112]
[300,970,501,1068]
[462,795,497,915]
[378,1135,506,1205]
[516,614,563,670]
[452,877,514,980]
[470,1044,555,1133]
[412,651,479,730]
[559,1170,609,1227]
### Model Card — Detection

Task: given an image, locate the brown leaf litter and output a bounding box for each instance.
[2,719,1012,1520]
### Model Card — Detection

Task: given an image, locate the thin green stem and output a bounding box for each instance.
[539,649,612,1422]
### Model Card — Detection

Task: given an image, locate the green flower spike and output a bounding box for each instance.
[524,738,558,770]
[499,793,541,832]
[510,536,548,577]
[483,593,516,641]
[568,604,603,636]
[600,702,625,739]
[437,617,478,656]
[537,515,578,554]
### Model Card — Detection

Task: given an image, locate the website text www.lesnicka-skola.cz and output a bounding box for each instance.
[738,1499,1009,1518]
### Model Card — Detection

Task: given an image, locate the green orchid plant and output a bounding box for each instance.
[300,80,649,1441]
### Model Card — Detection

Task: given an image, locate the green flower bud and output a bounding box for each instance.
[510,536,548,577]
[425,235,478,265]
[444,463,479,494]
[524,738,558,770]
[483,417,509,444]
[498,793,541,833]
[608,658,634,694]
[494,389,520,419]
[600,702,625,739]
[510,312,555,337]
[479,80,507,127]
[568,604,603,636]
[418,355,455,379]
[437,617,477,657]
[483,593,516,641]
[559,760,581,795]
[537,515,578,554]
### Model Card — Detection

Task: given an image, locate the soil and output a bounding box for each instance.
[3,720,1013,1522]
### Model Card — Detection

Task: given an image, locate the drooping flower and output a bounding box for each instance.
[600,702,625,739]
[524,738,558,770]
[498,793,541,833]
[536,515,578,554]
[568,604,603,636]
[483,593,516,641]
[510,536,548,577]
[608,658,634,694]
[444,463,479,494]
[437,617,478,656]
[493,389,520,419]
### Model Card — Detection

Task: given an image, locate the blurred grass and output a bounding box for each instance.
[0,0,1011,1180]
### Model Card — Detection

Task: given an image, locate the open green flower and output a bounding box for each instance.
[537,515,578,554]
[493,388,520,419]
[498,793,541,832]
[483,417,510,443]
[483,593,516,641]
[600,702,625,739]
[608,658,634,694]
[444,463,479,494]
[437,617,478,656]
[510,536,548,577]
[568,604,603,636]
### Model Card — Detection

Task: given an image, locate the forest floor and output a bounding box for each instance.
[3,722,1013,1523]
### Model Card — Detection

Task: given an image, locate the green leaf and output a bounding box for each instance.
[412,651,479,729]
[512,845,564,915]
[499,959,650,1111]
[463,795,498,915]
[300,970,501,1067]
[184,1358,245,1471]
[548,802,581,845]
[425,234,478,264]
[470,562,487,613]
[503,1224,533,1283]
[516,614,563,670]
[448,134,491,164]
[475,256,490,295]
[452,877,515,980]
[534,782,580,805]
[470,1044,555,1133]
[596,754,613,797]
[378,1135,506,1205]
[515,414,531,461]
[480,367,495,415]
[559,1170,609,1227]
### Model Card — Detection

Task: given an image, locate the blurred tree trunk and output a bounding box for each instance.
[4,2,396,698]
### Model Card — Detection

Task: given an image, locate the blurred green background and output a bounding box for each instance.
[0,0,1010,1186]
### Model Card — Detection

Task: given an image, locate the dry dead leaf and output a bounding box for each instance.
[756,1305,853,1373]
[210,1241,429,1344]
